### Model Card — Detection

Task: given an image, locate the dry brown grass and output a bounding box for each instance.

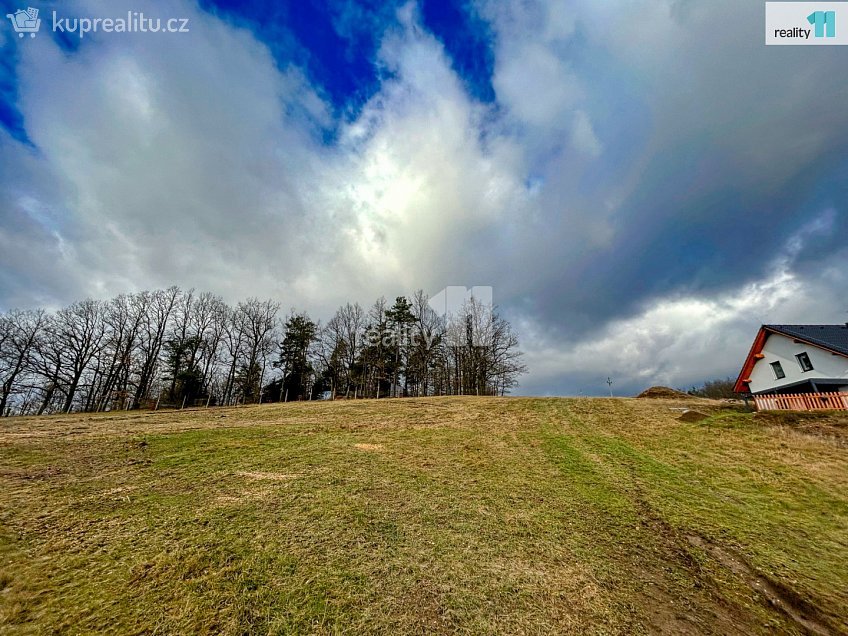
[1,397,846,635]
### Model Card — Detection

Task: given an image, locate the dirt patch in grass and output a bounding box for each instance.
[687,535,835,636]
[234,471,303,481]
[678,410,710,423]
[353,443,385,452]
[0,465,63,481]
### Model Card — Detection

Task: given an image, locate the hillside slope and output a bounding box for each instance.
[1,398,846,635]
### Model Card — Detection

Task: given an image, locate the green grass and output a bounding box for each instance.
[1,397,846,634]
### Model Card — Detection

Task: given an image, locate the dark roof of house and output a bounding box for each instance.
[765,324,848,356]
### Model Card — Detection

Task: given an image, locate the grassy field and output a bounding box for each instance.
[1,397,846,635]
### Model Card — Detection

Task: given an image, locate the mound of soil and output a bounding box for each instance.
[636,386,692,399]
[678,410,709,423]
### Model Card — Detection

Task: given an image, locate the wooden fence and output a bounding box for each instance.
[753,391,848,412]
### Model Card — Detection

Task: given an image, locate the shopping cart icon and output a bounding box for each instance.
[6,7,41,38]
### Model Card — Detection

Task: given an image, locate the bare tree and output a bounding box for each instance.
[164,289,196,401]
[317,314,345,399]
[235,298,279,403]
[324,302,365,397]
[2,286,526,416]
[133,287,179,409]
[489,313,527,396]
[198,295,229,402]
[363,297,389,397]
[409,291,443,397]
[221,304,247,405]
[87,294,146,411]
[442,299,525,396]
[0,309,47,416]
[51,300,106,413]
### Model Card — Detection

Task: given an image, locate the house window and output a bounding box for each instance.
[796,352,814,372]
[770,361,786,380]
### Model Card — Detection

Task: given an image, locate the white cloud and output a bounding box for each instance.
[571,110,602,158]
[9,0,337,302]
[517,241,848,396]
[1,0,533,316]
[479,1,590,160]
[519,270,800,394]
[331,21,530,292]
[493,43,582,130]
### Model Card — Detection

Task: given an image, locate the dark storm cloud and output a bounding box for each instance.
[480,0,848,342]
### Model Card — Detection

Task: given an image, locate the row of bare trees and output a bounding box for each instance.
[316,293,526,400]
[0,287,526,416]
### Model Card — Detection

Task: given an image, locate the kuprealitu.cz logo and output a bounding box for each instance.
[6,7,41,38]
[6,6,190,39]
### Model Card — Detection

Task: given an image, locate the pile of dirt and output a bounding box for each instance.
[636,386,692,399]
[678,410,710,423]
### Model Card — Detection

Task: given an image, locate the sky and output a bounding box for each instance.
[0,0,846,396]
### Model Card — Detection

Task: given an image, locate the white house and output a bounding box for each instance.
[734,324,848,395]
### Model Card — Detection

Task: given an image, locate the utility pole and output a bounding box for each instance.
[607,377,613,398]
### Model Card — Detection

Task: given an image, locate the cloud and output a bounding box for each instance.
[0,0,845,395]
[329,10,529,294]
[473,0,848,332]
[5,0,337,304]
[570,110,602,158]
[517,274,795,396]
[517,208,848,395]
[493,42,581,130]
[516,255,844,396]
[0,0,530,312]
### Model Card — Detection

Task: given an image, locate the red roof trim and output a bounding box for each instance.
[734,327,768,393]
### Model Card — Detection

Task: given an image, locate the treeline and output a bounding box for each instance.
[0,288,526,416]
[687,378,736,399]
